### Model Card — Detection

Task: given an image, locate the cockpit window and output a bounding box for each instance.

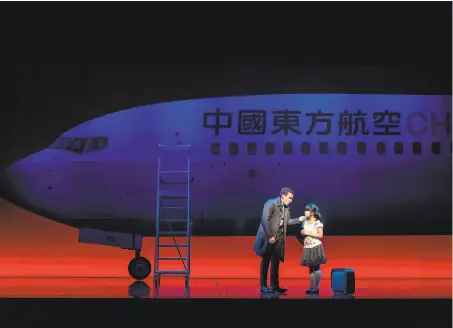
[49,136,107,153]
[87,137,108,152]
[68,138,89,153]
[49,137,74,149]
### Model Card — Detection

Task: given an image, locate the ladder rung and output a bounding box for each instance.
[157,257,188,261]
[160,193,188,199]
[160,171,189,174]
[158,244,188,247]
[158,219,188,223]
[155,270,189,275]
[158,231,188,236]
[160,180,189,184]
[161,206,187,209]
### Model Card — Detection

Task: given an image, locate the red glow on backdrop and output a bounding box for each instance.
[0,203,451,279]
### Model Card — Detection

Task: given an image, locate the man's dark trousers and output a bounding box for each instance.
[260,229,284,288]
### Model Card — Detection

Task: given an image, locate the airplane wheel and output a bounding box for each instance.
[128,257,151,281]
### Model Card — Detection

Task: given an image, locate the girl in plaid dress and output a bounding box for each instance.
[298,203,327,294]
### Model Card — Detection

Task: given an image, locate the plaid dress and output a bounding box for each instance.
[299,220,327,267]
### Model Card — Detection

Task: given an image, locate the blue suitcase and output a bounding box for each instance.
[331,268,355,295]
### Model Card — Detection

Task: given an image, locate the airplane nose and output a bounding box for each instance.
[0,162,56,219]
[0,163,30,207]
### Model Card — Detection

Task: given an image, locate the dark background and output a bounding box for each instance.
[1,2,451,237]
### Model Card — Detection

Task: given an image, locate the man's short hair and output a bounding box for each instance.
[280,187,294,197]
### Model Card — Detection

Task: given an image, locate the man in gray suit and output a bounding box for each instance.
[253,187,304,294]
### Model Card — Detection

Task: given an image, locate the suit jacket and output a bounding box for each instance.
[253,197,300,262]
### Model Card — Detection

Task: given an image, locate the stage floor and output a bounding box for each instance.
[0,277,450,299]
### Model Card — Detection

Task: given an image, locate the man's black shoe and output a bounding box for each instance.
[273,287,287,294]
[260,286,272,293]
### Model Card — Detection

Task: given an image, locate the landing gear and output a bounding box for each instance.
[128,250,151,281]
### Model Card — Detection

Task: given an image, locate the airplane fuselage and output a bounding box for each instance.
[2,94,451,236]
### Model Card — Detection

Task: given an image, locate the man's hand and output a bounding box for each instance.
[299,216,306,222]
[269,236,276,244]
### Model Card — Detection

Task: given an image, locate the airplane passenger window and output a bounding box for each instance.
[49,137,74,149]
[431,142,441,154]
[265,142,275,155]
[229,142,239,155]
[68,138,89,153]
[247,142,257,155]
[412,142,422,155]
[319,142,329,154]
[394,142,403,155]
[337,142,347,155]
[377,142,386,154]
[211,142,221,155]
[357,142,366,155]
[301,142,310,155]
[283,142,292,154]
[87,137,108,151]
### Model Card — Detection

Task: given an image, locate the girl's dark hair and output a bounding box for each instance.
[305,203,323,223]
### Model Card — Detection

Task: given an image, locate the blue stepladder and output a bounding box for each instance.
[153,143,191,291]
